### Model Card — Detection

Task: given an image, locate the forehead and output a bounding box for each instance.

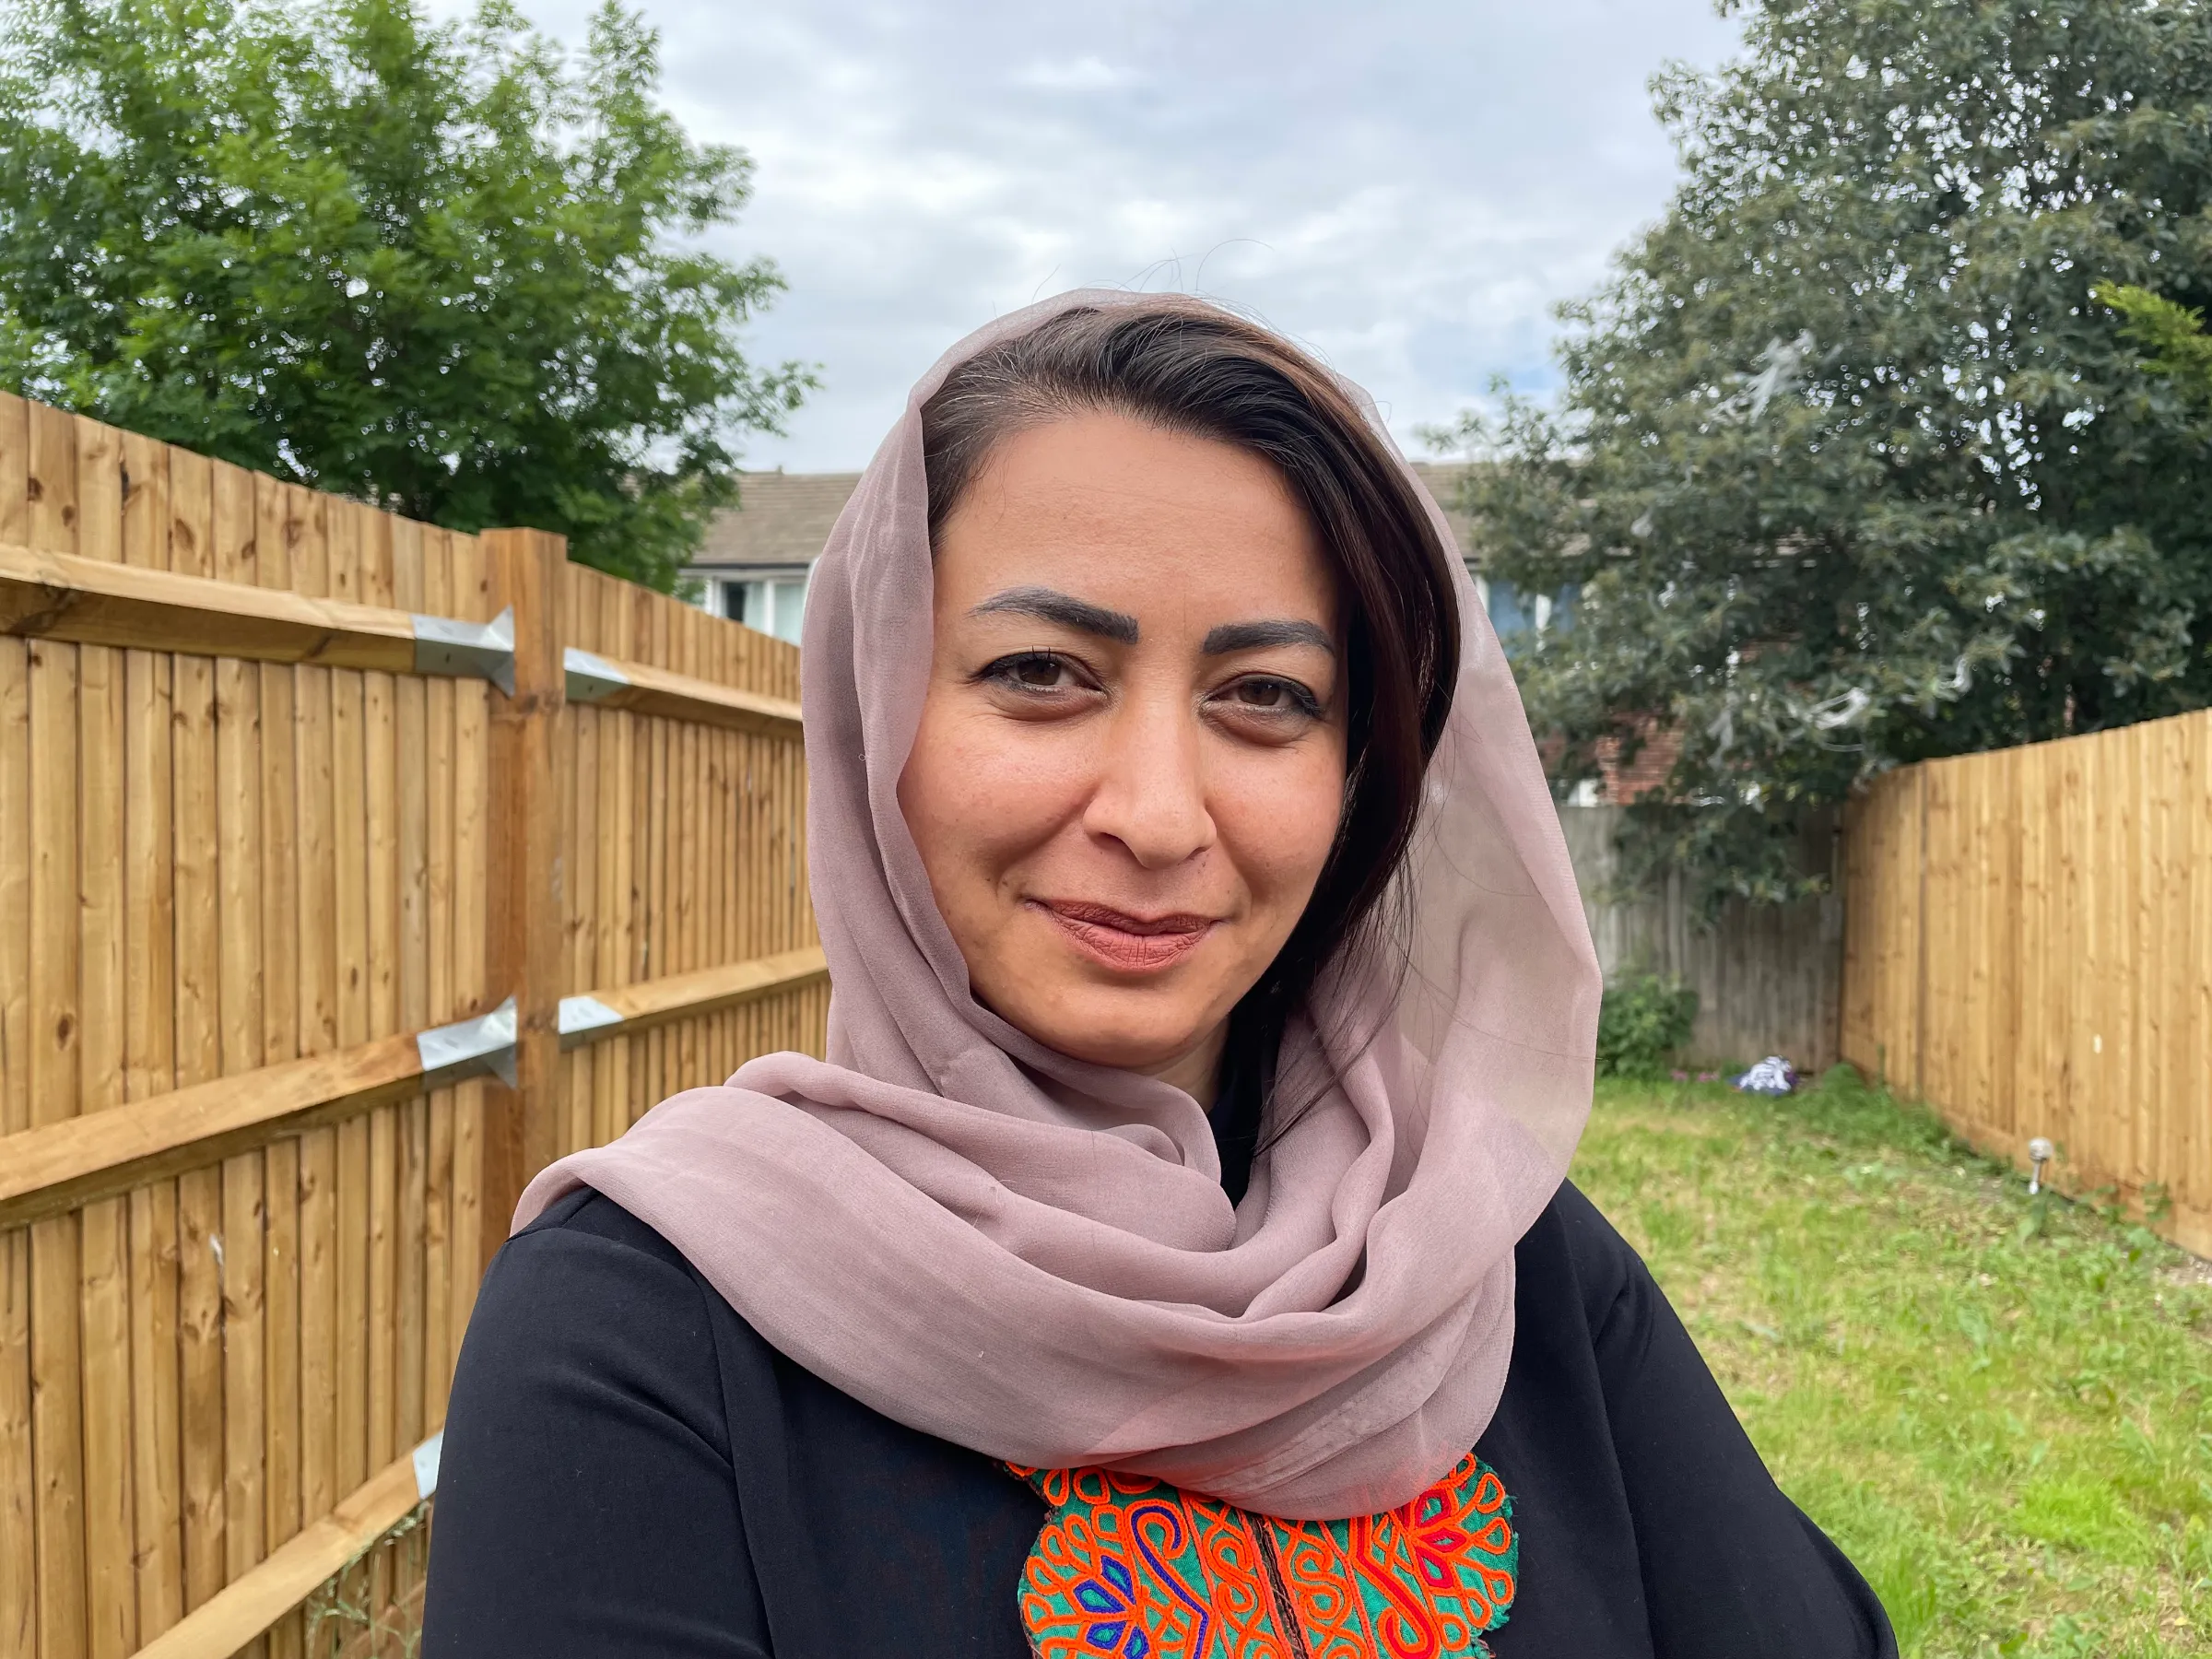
[934,412,1337,626]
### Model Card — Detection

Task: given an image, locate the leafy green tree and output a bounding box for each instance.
[2098,280,2212,401]
[0,0,811,590]
[1448,0,2212,906]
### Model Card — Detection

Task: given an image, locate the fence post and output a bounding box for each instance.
[479,528,566,1271]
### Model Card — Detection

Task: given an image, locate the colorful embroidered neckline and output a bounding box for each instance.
[1008,1452,1517,1658]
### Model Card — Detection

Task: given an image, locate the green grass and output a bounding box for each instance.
[1571,1069,2212,1657]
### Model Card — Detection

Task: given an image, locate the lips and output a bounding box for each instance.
[1031,899,1218,974]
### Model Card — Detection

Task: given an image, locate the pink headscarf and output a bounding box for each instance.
[515,291,1599,1519]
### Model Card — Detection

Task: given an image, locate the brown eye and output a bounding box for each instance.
[1009,654,1067,688]
[1217,675,1323,719]
[976,651,1095,698]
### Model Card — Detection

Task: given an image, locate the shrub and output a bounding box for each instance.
[1594,974,1698,1079]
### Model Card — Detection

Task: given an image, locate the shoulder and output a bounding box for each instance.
[484,1182,712,1324]
[1514,1177,1650,1331]
[459,1187,768,1455]
[515,1180,693,1259]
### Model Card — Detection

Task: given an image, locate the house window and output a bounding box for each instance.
[1472,574,1576,645]
[725,574,808,644]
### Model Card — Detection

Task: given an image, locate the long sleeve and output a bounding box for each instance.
[421,1192,773,1658]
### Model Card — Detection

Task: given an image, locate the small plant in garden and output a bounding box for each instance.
[1594,973,1698,1078]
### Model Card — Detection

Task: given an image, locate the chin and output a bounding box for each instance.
[1019,994,1209,1077]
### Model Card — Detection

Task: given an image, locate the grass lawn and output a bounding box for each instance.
[1571,1069,2212,1658]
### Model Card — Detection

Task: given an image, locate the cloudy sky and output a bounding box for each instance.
[475,0,1745,471]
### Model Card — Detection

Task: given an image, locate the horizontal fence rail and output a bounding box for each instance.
[0,540,515,690]
[0,394,824,1659]
[563,645,803,735]
[558,946,829,1048]
[128,1435,443,1659]
[0,1006,514,1231]
[3,944,830,1232]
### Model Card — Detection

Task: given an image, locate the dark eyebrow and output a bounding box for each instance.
[970,585,1139,644]
[1202,618,1336,656]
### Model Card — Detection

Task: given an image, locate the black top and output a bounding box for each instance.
[423,1182,1895,1657]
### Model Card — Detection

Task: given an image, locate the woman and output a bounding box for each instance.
[423,293,1896,1657]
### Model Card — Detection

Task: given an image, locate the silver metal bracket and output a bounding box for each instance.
[416,996,519,1089]
[557,994,626,1048]
[412,1430,444,1500]
[413,606,516,695]
[563,646,629,704]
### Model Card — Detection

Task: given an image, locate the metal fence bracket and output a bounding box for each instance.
[411,1430,444,1501]
[416,996,519,1089]
[413,606,516,695]
[563,646,629,704]
[557,994,626,1048]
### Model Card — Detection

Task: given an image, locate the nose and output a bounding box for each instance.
[1081,688,1215,870]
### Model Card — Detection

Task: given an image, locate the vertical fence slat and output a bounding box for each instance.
[2190,712,2212,1240]
[393,523,430,1469]
[448,531,490,1359]
[421,529,457,1429]
[333,536,374,1571]
[74,412,136,1659]
[290,488,341,1602]
[211,460,271,1659]
[363,511,401,1537]
[117,428,186,1643]
[479,528,567,1270]
[164,447,228,1617]
[252,474,306,1659]
[0,388,32,1659]
[27,394,89,1659]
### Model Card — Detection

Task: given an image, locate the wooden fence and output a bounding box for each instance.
[1560,805,1846,1072]
[1841,709,2212,1256]
[0,394,825,1659]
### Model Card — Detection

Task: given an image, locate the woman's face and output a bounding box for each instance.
[899,412,1348,1101]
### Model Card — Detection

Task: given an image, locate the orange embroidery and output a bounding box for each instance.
[1009,1453,1516,1658]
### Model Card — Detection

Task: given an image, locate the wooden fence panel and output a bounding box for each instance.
[1841,709,2212,1256]
[1559,804,1846,1071]
[548,564,818,1165]
[0,395,823,1658]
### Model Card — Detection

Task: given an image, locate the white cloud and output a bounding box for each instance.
[435,0,1744,469]
[1013,54,1138,92]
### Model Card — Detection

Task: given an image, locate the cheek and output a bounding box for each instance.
[898,703,1092,906]
[1210,743,1346,914]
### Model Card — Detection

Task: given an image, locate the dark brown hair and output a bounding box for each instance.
[920,300,1460,1177]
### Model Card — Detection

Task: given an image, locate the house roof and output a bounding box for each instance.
[689,471,865,572]
[1408,462,1483,565]
[686,460,1487,575]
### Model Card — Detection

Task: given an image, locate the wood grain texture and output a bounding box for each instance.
[2,396,818,1656]
[74,415,136,1659]
[0,394,41,1658]
[116,428,187,1641]
[26,394,89,1659]
[0,540,429,668]
[0,1034,467,1227]
[127,1444,429,1659]
[480,529,567,1265]
[1841,709,2212,1254]
[561,947,829,1049]
[1561,805,1845,1070]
